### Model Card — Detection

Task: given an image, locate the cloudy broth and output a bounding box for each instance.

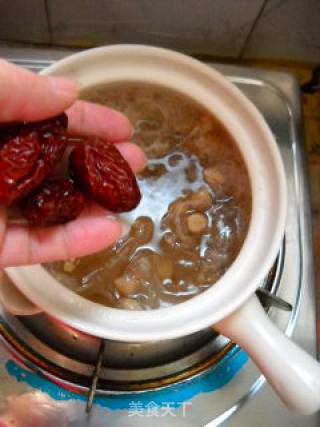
[46,83,251,310]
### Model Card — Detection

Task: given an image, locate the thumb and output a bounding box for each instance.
[0,59,78,122]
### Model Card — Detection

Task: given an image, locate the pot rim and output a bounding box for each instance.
[5,45,287,341]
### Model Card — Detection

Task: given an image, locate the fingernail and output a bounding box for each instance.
[48,76,78,99]
[120,220,131,238]
[105,215,130,239]
[128,121,134,139]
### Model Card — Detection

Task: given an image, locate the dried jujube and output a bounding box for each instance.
[70,138,141,213]
[21,178,85,226]
[0,114,68,205]
[0,113,141,226]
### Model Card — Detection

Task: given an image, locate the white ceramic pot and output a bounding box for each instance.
[2,46,320,414]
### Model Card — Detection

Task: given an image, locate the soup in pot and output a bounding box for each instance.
[46,83,251,310]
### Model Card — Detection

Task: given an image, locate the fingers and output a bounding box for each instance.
[115,142,147,173]
[0,212,123,267]
[0,143,145,267]
[67,100,132,142]
[66,99,146,172]
[0,141,146,267]
[0,60,133,146]
[0,60,147,267]
[0,59,78,122]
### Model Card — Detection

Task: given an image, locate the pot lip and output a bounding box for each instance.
[5,45,287,342]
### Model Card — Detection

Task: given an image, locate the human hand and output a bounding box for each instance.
[0,60,146,267]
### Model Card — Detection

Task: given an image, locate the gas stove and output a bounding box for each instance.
[0,46,318,427]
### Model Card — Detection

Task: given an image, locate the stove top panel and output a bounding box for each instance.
[0,47,318,427]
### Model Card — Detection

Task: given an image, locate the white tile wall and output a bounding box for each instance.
[0,0,50,44]
[243,0,320,63]
[47,0,264,57]
[0,0,319,64]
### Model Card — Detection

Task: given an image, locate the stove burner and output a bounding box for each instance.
[0,240,291,412]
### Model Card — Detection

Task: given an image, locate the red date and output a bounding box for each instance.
[70,138,141,213]
[0,113,142,225]
[0,113,67,145]
[21,178,85,226]
[0,114,68,205]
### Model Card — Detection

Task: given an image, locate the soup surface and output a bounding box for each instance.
[46,83,251,310]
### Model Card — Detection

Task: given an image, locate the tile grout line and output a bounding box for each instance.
[239,0,269,60]
[44,0,53,45]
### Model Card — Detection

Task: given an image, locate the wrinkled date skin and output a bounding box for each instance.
[0,113,141,225]
[0,114,68,205]
[70,138,141,213]
[21,178,85,226]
